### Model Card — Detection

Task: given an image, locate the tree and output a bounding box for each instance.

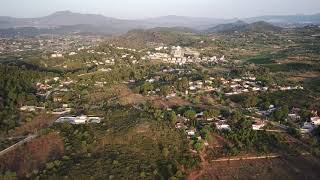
[192,96,201,105]
[160,85,171,97]
[140,82,154,95]
[184,110,196,120]
[162,147,170,158]
[272,106,289,121]
[204,109,220,120]
[3,171,17,180]
[200,126,212,140]
[288,127,301,139]
[193,140,204,151]
[231,110,243,123]
[176,77,189,92]
[260,101,271,110]
[243,95,258,108]
[300,108,311,121]
[153,109,163,121]
[165,111,177,125]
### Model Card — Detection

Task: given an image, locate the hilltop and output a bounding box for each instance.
[0,11,319,35]
[205,21,283,33]
[109,27,199,48]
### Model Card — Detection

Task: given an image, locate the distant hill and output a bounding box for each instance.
[110,27,198,48]
[0,11,148,34]
[244,13,320,27]
[205,20,248,33]
[205,21,283,33]
[0,11,319,35]
[0,12,229,33]
[244,21,283,32]
[142,15,230,30]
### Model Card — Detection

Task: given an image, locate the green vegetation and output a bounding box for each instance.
[0,65,44,133]
[34,105,199,179]
[247,54,274,64]
[1,23,320,179]
[221,119,280,155]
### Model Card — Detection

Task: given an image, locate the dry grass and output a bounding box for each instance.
[8,113,58,137]
[287,71,320,82]
[0,132,64,177]
[148,96,190,109]
[192,155,320,180]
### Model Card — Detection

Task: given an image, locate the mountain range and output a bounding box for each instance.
[205,20,284,33]
[0,11,319,35]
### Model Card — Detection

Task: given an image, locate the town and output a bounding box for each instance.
[1,9,320,180]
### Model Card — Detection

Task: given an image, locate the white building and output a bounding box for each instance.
[311,116,320,125]
[300,122,316,134]
[252,121,266,130]
[51,53,63,58]
[215,121,231,131]
[55,115,102,124]
[186,129,196,136]
[20,106,36,112]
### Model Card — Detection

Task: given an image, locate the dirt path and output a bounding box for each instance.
[188,152,311,180]
[187,149,211,180]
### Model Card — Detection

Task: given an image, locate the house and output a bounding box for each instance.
[288,113,301,121]
[55,115,102,124]
[53,96,63,102]
[196,112,204,119]
[215,121,231,131]
[186,129,196,136]
[252,87,261,91]
[175,122,186,129]
[311,116,320,125]
[206,117,214,121]
[166,93,176,98]
[51,108,72,115]
[72,115,87,124]
[69,52,77,56]
[55,116,75,123]
[88,117,102,123]
[252,121,266,130]
[300,122,316,134]
[189,86,196,91]
[51,53,63,58]
[20,106,36,112]
[146,78,155,83]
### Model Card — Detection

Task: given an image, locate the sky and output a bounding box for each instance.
[1,0,320,19]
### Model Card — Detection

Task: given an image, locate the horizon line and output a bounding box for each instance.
[0,10,319,20]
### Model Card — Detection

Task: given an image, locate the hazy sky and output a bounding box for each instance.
[1,0,320,19]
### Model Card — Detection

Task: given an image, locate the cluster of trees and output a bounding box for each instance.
[229,94,259,108]
[34,103,200,179]
[0,65,42,133]
[229,91,316,122]
[221,117,280,155]
[53,123,96,155]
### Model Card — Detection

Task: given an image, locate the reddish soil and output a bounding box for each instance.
[148,96,190,109]
[8,113,58,137]
[190,155,320,180]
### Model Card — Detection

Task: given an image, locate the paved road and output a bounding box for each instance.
[211,153,311,162]
[0,134,37,157]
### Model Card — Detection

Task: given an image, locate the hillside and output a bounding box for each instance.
[245,13,320,27]
[245,21,283,32]
[142,15,229,30]
[0,11,319,35]
[205,20,248,33]
[110,27,199,48]
[205,21,283,33]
